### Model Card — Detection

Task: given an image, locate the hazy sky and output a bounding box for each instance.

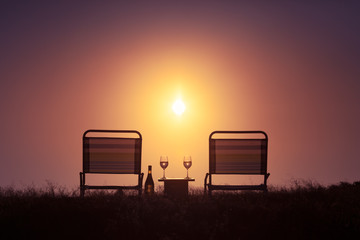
[1,1,359,189]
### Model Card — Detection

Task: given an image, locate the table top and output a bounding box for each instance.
[158,177,195,182]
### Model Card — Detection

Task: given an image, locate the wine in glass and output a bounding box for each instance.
[183,156,192,179]
[160,156,168,179]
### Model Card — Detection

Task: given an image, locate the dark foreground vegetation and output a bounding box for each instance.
[1,181,360,240]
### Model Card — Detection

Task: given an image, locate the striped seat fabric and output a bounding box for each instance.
[205,131,270,194]
[83,137,141,174]
[210,139,267,174]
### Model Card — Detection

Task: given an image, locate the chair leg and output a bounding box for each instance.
[80,172,85,197]
[204,173,209,195]
[263,173,270,193]
[208,173,212,196]
[138,173,144,196]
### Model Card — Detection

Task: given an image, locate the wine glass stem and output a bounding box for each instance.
[187,169,189,178]
[163,169,165,178]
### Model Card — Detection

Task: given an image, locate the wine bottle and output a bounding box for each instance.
[144,165,154,195]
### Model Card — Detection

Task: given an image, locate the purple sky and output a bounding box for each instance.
[1,1,360,189]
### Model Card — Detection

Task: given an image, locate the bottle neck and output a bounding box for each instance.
[148,166,152,175]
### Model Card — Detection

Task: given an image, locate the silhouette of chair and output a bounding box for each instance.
[80,130,143,197]
[204,131,270,194]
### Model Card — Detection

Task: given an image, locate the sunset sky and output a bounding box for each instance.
[1,1,359,189]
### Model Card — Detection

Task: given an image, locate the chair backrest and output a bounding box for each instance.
[209,131,268,175]
[83,130,142,174]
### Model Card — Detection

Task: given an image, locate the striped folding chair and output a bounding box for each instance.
[204,131,270,195]
[80,130,143,197]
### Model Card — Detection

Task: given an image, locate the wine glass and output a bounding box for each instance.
[183,156,192,179]
[160,156,168,179]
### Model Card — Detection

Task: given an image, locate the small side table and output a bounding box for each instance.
[158,178,195,198]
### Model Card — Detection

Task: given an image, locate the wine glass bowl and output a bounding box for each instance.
[160,156,168,179]
[183,156,192,179]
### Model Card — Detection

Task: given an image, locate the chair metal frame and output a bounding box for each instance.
[80,129,144,197]
[204,131,270,195]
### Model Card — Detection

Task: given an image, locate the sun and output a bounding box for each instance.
[172,99,186,116]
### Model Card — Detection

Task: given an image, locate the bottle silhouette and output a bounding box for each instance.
[144,165,154,195]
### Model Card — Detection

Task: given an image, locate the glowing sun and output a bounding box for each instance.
[172,99,186,116]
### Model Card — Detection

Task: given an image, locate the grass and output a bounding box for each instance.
[0,181,360,239]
